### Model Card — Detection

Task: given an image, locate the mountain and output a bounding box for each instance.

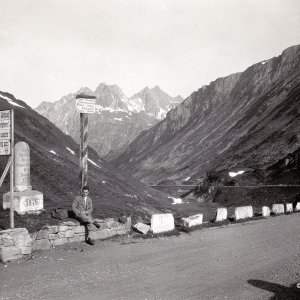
[112,45,300,186]
[0,90,181,231]
[130,85,183,119]
[35,84,183,159]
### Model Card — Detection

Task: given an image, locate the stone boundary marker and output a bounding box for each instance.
[215,208,227,222]
[272,204,285,215]
[286,203,293,213]
[262,206,271,217]
[182,214,203,227]
[234,206,253,221]
[295,203,300,211]
[151,213,175,234]
[133,222,150,234]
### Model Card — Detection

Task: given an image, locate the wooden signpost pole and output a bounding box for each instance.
[10,109,14,229]
[80,112,88,190]
[76,94,96,192]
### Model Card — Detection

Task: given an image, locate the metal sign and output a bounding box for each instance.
[0,110,11,155]
[76,98,96,114]
[0,140,10,155]
[0,129,10,139]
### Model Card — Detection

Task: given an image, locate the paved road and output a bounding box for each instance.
[1,214,300,300]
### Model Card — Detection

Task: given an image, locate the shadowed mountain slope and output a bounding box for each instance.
[112,45,300,185]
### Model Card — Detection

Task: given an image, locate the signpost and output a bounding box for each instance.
[0,109,14,228]
[75,95,96,190]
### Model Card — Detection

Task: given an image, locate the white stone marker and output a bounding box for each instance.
[234,206,253,221]
[182,214,203,227]
[262,206,271,217]
[285,203,293,213]
[215,208,227,222]
[14,142,32,192]
[295,202,300,212]
[151,213,175,234]
[272,204,285,215]
[133,222,150,234]
[3,142,43,214]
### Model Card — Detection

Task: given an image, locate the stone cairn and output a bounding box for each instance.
[3,141,43,214]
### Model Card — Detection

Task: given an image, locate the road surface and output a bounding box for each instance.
[1,213,300,299]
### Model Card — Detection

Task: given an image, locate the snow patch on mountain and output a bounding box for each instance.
[0,95,26,109]
[66,147,75,155]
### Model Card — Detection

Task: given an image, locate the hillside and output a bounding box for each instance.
[112,45,300,186]
[36,84,183,159]
[0,91,181,231]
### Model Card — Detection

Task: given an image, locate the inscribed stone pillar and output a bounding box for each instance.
[14,142,32,192]
[3,141,43,214]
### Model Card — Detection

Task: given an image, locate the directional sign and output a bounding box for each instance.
[0,129,10,140]
[0,140,10,155]
[76,98,96,114]
[0,110,11,155]
[0,110,11,120]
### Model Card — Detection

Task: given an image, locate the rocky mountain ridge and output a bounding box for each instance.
[112,45,300,186]
[36,84,183,158]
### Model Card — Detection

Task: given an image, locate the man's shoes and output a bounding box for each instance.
[86,238,94,245]
[93,222,100,229]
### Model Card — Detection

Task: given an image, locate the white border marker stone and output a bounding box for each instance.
[234,206,253,221]
[182,214,203,227]
[262,206,271,217]
[151,214,175,234]
[286,203,293,213]
[215,208,227,222]
[272,204,285,215]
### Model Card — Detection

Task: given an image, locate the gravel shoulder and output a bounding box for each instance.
[1,213,300,300]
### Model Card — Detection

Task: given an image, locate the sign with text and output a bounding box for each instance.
[0,110,11,155]
[76,98,96,114]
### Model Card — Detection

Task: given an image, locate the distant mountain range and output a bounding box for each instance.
[112,45,300,186]
[36,84,183,159]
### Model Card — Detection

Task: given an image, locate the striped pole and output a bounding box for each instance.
[80,112,88,190]
[76,93,95,191]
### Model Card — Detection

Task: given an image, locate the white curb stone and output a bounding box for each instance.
[262,206,271,217]
[272,204,285,215]
[151,214,175,234]
[133,222,150,234]
[295,202,300,211]
[215,208,227,222]
[234,206,253,221]
[286,203,293,213]
[182,214,203,227]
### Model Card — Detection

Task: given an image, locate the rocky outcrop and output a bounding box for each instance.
[113,45,300,185]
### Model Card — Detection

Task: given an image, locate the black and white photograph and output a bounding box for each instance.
[0,0,300,299]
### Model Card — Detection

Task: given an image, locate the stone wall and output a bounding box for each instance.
[0,217,131,262]
[0,228,32,262]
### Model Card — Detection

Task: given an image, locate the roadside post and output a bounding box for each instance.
[75,94,96,191]
[0,109,14,228]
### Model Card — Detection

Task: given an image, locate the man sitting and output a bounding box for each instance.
[72,185,100,245]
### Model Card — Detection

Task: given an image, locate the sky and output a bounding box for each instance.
[0,0,299,108]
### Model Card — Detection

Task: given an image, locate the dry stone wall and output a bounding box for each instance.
[0,217,131,262]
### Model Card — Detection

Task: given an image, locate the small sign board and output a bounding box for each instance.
[0,129,10,139]
[0,110,11,155]
[0,140,10,155]
[76,98,96,114]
